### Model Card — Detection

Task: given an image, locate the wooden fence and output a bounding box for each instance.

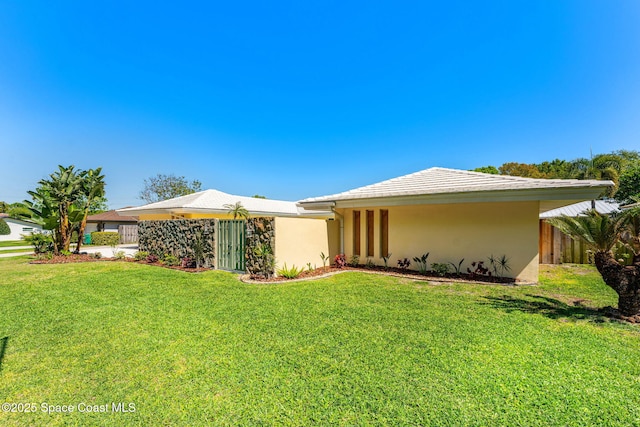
[118,224,138,244]
[539,220,591,264]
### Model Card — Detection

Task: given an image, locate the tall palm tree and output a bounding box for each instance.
[29,165,84,254]
[224,201,249,220]
[547,210,640,316]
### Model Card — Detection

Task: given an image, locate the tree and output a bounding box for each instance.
[224,201,249,220]
[28,165,85,254]
[139,174,202,203]
[498,162,545,178]
[472,166,499,175]
[547,210,640,317]
[25,165,106,255]
[0,218,10,235]
[0,201,8,213]
[616,166,640,203]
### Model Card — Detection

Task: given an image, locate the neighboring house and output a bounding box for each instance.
[298,167,612,283]
[539,200,620,264]
[118,190,337,269]
[86,209,139,243]
[0,213,43,241]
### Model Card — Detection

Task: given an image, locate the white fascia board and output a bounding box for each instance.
[329,187,610,209]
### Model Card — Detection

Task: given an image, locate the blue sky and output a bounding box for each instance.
[1,1,639,208]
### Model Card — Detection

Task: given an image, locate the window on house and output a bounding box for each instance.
[366,210,374,257]
[380,209,389,258]
[353,211,361,255]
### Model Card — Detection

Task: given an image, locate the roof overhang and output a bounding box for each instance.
[298,186,610,214]
[117,206,334,219]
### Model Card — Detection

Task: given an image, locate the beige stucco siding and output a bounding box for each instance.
[274,217,333,270]
[339,201,540,283]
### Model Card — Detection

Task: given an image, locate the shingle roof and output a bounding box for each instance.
[298,167,613,204]
[87,209,138,222]
[118,189,331,218]
[539,200,619,219]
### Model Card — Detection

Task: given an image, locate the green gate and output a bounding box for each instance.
[217,220,246,271]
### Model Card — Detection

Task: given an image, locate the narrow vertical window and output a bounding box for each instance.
[353,211,361,255]
[366,210,374,257]
[380,209,389,258]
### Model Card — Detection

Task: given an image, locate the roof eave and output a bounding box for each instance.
[301,186,611,209]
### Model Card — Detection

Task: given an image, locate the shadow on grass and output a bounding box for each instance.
[0,336,7,371]
[481,294,609,322]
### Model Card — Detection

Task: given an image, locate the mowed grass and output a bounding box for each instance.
[1,258,639,426]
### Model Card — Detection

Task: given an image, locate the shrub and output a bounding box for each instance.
[277,263,305,279]
[365,257,375,268]
[334,254,346,268]
[413,253,430,274]
[181,257,196,268]
[114,251,126,260]
[163,254,179,266]
[146,254,159,263]
[488,254,511,278]
[348,255,360,267]
[134,251,149,261]
[0,218,10,235]
[467,261,490,277]
[90,231,120,246]
[397,258,410,270]
[23,232,53,254]
[431,262,450,277]
[91,252,102,259]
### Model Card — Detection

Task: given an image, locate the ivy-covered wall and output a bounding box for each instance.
[138,219,217,267]
[246,217,275,277]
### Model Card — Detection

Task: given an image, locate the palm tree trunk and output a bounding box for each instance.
[594,252,640,317]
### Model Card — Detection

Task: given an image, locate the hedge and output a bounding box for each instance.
[90,231,120,246]
[0,218,10,235]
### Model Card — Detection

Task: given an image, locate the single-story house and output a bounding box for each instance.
[120,167,612,282]
[0,213,43,241]
[297,167,613,283]
[539,200,620,264]
[86,209,139,243]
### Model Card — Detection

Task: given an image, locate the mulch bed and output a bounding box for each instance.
[246,265,518,284]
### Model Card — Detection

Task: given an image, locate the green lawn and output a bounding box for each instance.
[0,240,26,248]
[1,258,639,426]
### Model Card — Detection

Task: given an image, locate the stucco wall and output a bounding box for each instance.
[274,217,332,270]
[339,201,540,283]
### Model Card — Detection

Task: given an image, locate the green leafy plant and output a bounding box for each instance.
[365,257,375,268]
[191,231,205,269]
[320,252,329,268]
[488,254,511,278]
[60,249,72,256]
[134,251,149,261]
[114,251,126,260]
[0,218,10,235]
[306,262,314,271]
[348,255,360,267]
[431,262,450,277]
[90,251,102,259]
[381,253,392,270]
[277,263,305,279]
[412,253,430,274]
[23,232,54,254]
[253,243,275,278]
[224,201,249,220]
[448,258,465,276]
[163,254,180,266]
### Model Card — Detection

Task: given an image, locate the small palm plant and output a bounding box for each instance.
[546,209,640,317]
[224,201,249,220]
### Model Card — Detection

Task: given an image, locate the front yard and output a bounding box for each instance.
[0,257,639,426]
